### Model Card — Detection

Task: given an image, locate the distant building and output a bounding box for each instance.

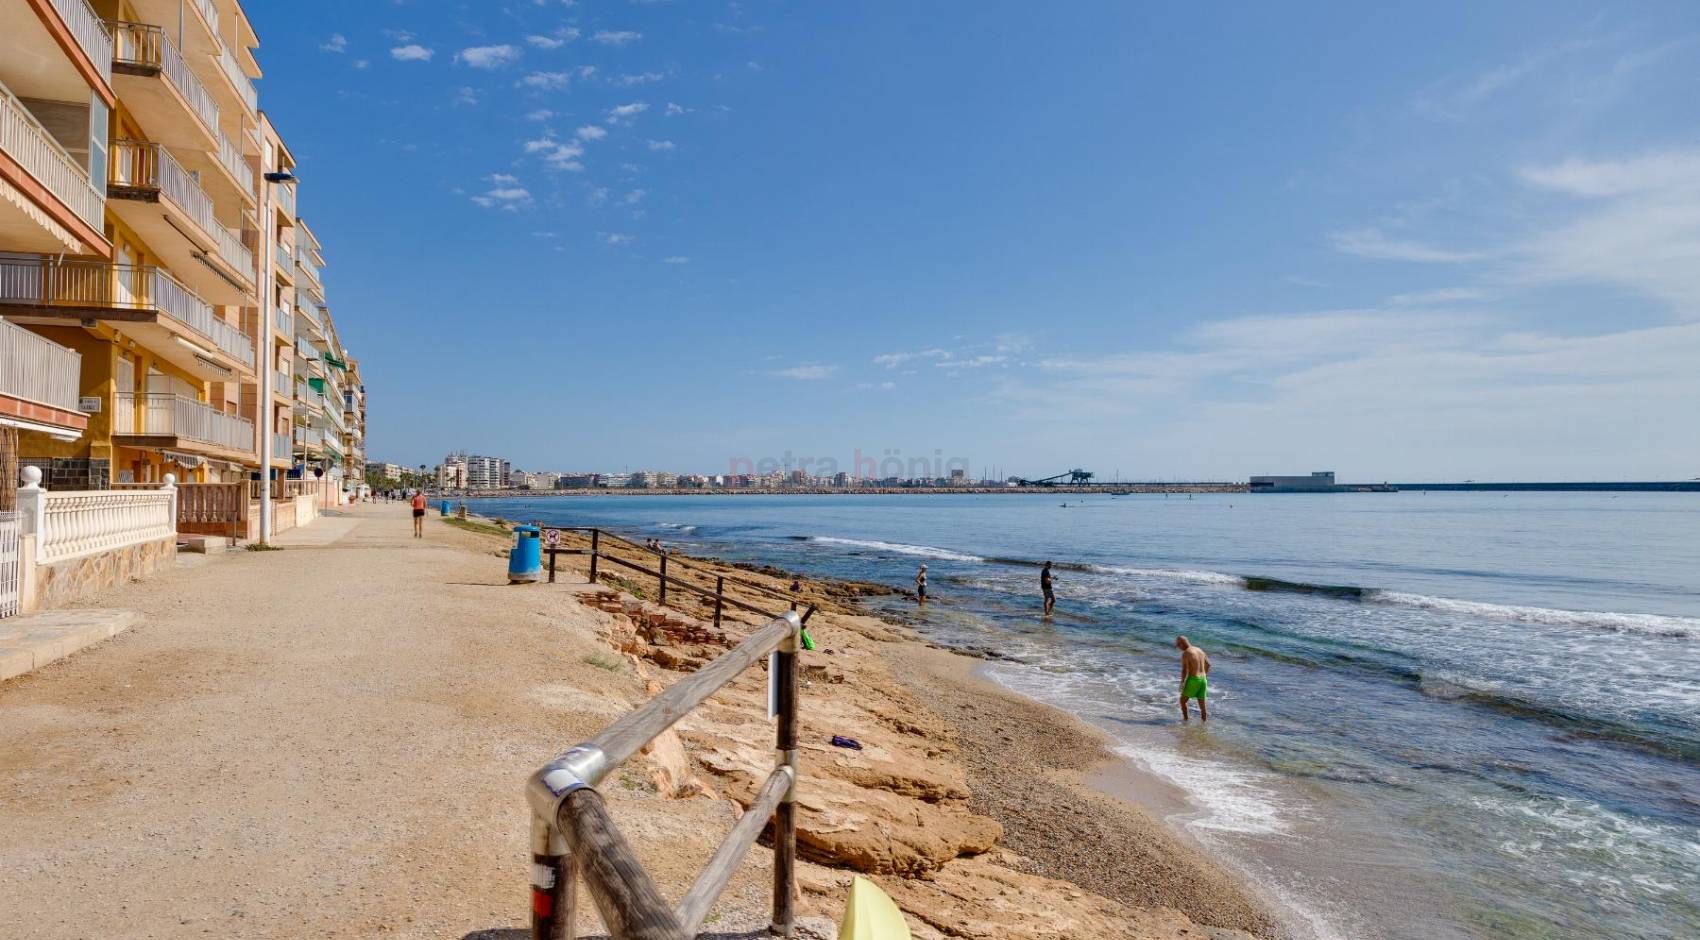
[1249,471,1338,492]
[463,454,504,489]
[372,463,403,482]
[557,473,599,489]
[436,461,467,489]
[601,472,631,489]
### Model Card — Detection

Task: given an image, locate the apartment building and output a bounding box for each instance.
[0,1,369,516]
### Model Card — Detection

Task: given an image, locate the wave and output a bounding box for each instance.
[805,536,985,562]
[656,523,698,533]
[800,533,1700,639]
[1373,592,1700,639]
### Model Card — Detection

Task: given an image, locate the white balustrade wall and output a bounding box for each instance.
[15,469,177,565]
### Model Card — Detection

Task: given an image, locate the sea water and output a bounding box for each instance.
[474,492,1700,939]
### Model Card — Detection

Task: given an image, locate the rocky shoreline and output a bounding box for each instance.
[535,525,1279,938]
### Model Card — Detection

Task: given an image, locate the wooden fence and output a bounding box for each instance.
[528,526,815,938]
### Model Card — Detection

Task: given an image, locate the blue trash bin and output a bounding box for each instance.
[508,525,542,583]
[440,500,449,516]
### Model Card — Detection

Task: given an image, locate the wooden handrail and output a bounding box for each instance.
[527,610,803,939]
[542,526,811,621]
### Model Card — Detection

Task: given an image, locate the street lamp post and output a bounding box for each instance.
[257,168,298,545]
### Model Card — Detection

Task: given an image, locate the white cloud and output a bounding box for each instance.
[854,381,897,391]
[472,175,532,210]
[1514,149,1700,312]
[773,364,835,381]
[936,355,1009,370]
[353,59,370,70]
[661,256,690,264]
[1330,228,1487,263]
[524,135,585,171]
[390,44,434,62]
[664,102,689,116]
[526,28,579,49]
[645,139,675,151]
[592,30,642,46]
[624,189,645,204]
[602,233,636,245]
[519,71,571,90]
[615,72,665,86]
[587,187,611,207]
[320,33,347,54]
[873,348,950,369]
[575,125,608,141]
[1386,287,1490,306]
[607,101,649,123]
[457,44,521,69]
[526,109,555,122]
[453,86,479,107]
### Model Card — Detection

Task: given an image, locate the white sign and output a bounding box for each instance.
[78,396,101,412]
[544,528,560,548]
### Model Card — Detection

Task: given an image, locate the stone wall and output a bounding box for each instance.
[18,457,112,491]
[30,536,175,611]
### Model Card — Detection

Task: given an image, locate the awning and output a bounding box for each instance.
[161,451,207,468]
[0,415,82,442]
[307,377,325,392]
[323,352,347,370]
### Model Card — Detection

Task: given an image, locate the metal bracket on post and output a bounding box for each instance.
[526,744,610,822]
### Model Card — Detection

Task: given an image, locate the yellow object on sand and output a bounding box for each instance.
[838,876,912,940]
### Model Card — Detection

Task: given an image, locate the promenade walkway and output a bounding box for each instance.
[0,505,776,938]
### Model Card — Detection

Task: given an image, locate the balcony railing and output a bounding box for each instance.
[108,21,221,137]
[191,0,219,37]
[0,258,254,368]
[273,371,290,396]
[217,132,254,196]
[296,253,321,287]
[115,392,255,452]
[272,432,290,460]
[273,243,293,278]
[109,139,254,282]
[0,83,104,232]
[273,176,294,217]
[45,0,113,85]
[0,318,82,412]
[272,304,291,335]
[216,48,258,114]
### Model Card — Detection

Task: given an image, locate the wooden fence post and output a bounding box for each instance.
[713,576,724,630]
[772,621,799,937]
[658,553,668,606]
[589,529,599,584]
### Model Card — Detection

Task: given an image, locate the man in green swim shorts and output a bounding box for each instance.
[1176,635,1211,722]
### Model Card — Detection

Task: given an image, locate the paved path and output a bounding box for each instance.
[0,506,652,939]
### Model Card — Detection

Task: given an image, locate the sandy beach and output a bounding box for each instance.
[0,503,1277,938]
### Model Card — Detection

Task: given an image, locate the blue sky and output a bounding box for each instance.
[256,1,1700,481]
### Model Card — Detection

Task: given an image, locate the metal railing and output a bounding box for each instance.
[296,253,322,287]
[108,21,220,136]
[0,258,253,368]
[115,392,255,452]
[272,370,290,396]
[108,139,255,281]
[274,243,293,279]
[216,48,258,114]
[524,528,817,937]
[217,131,255,196]
[273,304,292,335]
[46,0,113,84]
[190,0,219,37]
[272,432,291,461]
[0,318,82,413]
[0,82,104,231]
[274,176,295,217]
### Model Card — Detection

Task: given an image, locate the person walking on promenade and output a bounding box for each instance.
[411,490,427,538]
[1176,635,1211,722]
[1041,561,1057,616]
[915,564,928,605]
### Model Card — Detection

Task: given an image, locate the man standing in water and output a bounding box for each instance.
[1041,561,1057,616]
[1176,635,1210,721]
[915,564,927,605]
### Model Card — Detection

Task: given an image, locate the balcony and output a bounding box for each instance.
[107,139,255,304]
[108,21,220,152]
[272,304,291,337]
[273,242,296,284]
[272,175,294,223]
[296,252,322,289]
[44,0,114,87]
[126,0,219,61]
[272,370,291,398]
[115,391,255,458]
[272,431,291,467]
[0,257,256,379]
[215,48,258,116]
[0,81,107,254]
[0,317,88,440]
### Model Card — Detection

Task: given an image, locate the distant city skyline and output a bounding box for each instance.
[255,1,1700,480]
